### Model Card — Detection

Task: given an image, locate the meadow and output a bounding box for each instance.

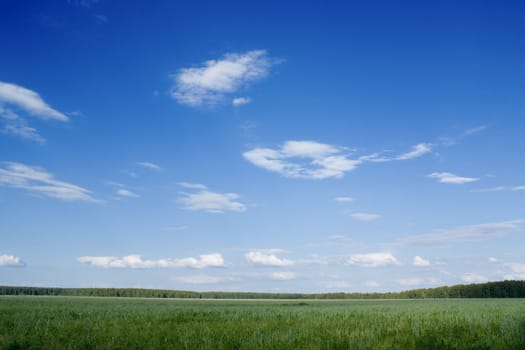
[1,296,524,349]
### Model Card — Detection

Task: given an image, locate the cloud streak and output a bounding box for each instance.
[78,253,225,269]
[243,140,433,180]
[428,172,479,184]
[245,250,294,267]
[347,252,399,267]
[171,50,277,106]
[0,162,99,202]
[399,220,525,246]
[178,183,246,213]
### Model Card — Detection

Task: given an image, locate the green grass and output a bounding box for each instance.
[1,296,524,349]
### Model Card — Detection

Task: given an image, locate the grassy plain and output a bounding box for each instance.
[0,296,524,349]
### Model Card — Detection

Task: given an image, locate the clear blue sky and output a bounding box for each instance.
[1,0,524,292]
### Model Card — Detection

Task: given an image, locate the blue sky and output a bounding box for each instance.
[1,0,524,292]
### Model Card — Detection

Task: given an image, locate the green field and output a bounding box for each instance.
[1,296,524,349]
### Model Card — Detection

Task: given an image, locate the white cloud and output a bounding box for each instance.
[244,140,432,180]
[77,253,225,269]
[461,273,488,283]
[348,212,381,221]
[0,162,99,202]
[0,82,68,121]
[399,220,525,246]
[347,252,399,267]
[178,183,246,213]
[0,254,24,267]
[489,257,499,263]
[503,263,525,280]
[1,108,45,144]
[428,172,479,184]
[179,275,224,284]
[232,97,252,106]
[116,189,140,198]
[269,271,296,280]
[171,50,276,106]
[472,186,525,193]
[413,256,431,267]
[335,196,354,202]
[177,182,207,190]
[463,125,487,136]
[395,143,432,160]
[136,162,162,171]
[245,251,294,267]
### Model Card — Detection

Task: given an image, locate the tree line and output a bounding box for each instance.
[0,280,524,299]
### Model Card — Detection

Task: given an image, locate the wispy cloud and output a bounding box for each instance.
[178,183,246,213]
[0,162,99,202]
[244,140,432,180]
[335,196,354,202]
[245,250,294,267]
[461,273,488,283]
[395,143,432,160]
[472,186,525,193]
[269,271,296,280]
[136,162,162,172]
[0,254,24,267]
[413,255,431,267]
[0,108,45,144]
[78,253,225,269]
[232,97,252,106]
[399,220,525,246]
[171,50,278,106]
[428,172,479,184]
[116,189,140,198]
[503,263,525,280]
[0,82,68,121]
[347,252,399,267]
[347,212,381,222]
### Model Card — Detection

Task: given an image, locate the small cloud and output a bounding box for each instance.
[0,162,99,202]
[178,183,246,213]
[245,250,294,267]
[348,212,381,222]
[78,253,225,269]
[94,14,108,24]
[489,257,499,263]
[0,82,69,121]
[116,189,140,198]
[171,50,278,107]
[137,162,162,172]
[335,196,354,202]
[0,254,24,267]
[512,186,525,191]
[347,252,399,267]
[177,182,207,190]
[461,273,488,283]
[428,172,479,184]
[413,255,431,267]
[1,108,45,144]
[463,125,487,136]
[232,97,252,106]
[503,263,525,280]
[395,143,432,160]
[269,271,296,280]
[399,219,525,246]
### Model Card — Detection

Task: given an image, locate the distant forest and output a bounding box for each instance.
[1,280,524,299]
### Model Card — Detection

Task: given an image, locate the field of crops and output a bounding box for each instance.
[1,296,524,349]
